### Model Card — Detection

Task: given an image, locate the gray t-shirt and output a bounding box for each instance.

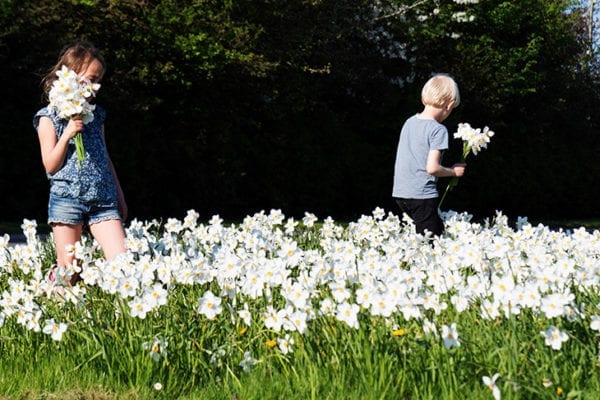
[392,114,448,199]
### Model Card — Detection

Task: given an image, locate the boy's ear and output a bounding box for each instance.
[444,100,456,111]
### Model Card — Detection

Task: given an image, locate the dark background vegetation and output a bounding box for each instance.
[1,0,599,224]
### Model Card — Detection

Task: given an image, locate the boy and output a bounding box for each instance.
[392,74,465,236]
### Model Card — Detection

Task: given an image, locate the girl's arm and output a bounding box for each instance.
[37,116,83,174]
[102,126,128,221]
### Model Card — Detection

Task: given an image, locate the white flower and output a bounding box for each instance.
[590,315,600,331]
[422,318,438,337]
[43,318,68,341]
[238,303,252,326]
[264,306,287,332]
[277,334,295,354]
[372,207,385,220]
[268,209,285,225]
[48,65,100,165]
[540,325,569,350]
[143,337,168,362]
[153,382,163,391]
[302,212,318,227]
[441,323,460,349]
[482,373,501,400]
[453,123,495,156]
[335,302,360,329]
[128,296,151,319]
[239,351,258,371]
[197,290,223,320]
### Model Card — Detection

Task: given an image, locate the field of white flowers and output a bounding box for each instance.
[1,208,599,399]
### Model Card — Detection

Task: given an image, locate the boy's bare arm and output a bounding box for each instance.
[426,150,466,177]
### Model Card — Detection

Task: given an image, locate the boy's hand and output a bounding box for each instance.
[452,163,466,177]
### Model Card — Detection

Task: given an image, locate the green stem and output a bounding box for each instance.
[74,132,85,166]
[438,177,458,210]
[438,143,469,210]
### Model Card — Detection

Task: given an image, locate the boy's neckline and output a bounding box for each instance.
[415,113,435,121]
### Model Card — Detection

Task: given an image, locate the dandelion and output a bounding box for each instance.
[392,328,406,337]
[154,382,163,391]
[441,323,460,349]
[540,325,569,350]
[482,373,501,400]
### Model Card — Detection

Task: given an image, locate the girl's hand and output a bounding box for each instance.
[64,117,84,140]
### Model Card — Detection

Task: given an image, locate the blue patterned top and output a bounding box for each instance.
[33,105,118,204]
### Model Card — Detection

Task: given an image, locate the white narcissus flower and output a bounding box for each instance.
[43,318,68,341]
[335,302,360,329]
[49,65,99,121]
[143,337,168,362]
[277,334,295,354]
[453,122,495,156]
[302,212,318,227]
[48,65,101,164]
[441,323,460,349]
[197,290,223,320]
[540,325,569,350]
[590,315,600,331]
[482,373,501,400]
[239,351,258,372]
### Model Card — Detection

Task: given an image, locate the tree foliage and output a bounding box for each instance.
[0,0,598,223]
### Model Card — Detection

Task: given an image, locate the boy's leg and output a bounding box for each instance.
[396,198,444,236]
[89,219,127,260]
[51,223,83,267]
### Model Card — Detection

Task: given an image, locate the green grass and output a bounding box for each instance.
[2,213,600,399]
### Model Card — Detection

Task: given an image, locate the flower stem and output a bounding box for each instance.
[438,177,458,210]
[74,132,85,166]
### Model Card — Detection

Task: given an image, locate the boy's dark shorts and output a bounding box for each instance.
[394,197,444,236]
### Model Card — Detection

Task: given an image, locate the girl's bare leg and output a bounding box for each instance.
[51,223,83,267]
[89,219,127,261]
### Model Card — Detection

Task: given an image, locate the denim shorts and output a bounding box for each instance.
[48,193,121,226]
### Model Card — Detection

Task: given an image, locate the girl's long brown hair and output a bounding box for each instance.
[41,41,106,101]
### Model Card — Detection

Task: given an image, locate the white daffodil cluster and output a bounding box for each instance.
[454,122,495,156]
[439,122,495,209]
[49,65,100,123]
[48,65,101,164]
[1,208,600,359]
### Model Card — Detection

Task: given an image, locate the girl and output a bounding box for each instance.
[33,42,127,284]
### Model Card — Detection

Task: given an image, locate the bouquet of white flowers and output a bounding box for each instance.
[438,122,494,209]
[48,65,100,166]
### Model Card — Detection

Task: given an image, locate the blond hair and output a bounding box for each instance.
[421,74,460,108]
